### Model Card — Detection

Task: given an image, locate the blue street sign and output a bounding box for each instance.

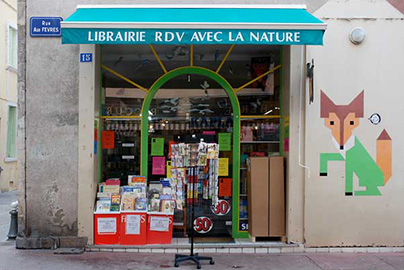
[80,53,93,63]
[30,17,63,37]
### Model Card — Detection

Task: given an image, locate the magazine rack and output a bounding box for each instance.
[174,166,214,269]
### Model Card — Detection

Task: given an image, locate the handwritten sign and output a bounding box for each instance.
[218,133,231,151]
[102,131,115,149]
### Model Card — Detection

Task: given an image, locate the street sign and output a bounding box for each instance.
[80,53,93,63]
[30,17,63,37]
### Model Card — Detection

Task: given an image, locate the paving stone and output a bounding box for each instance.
[329,248,342,253]
[379,247,392,253]
[304,248,317,253]
[392,247,404,252]
[255,248,268,253]
[316,248,329,253]
[341,248,355,253]
[126,248,139,253]
[112,248,126,252]
[229,248,242,253]
[281,247,294,253]
[268,248,281,253]
[203,248,216,253]
[354,247,367,253]
[366,247,380,253]
[151,249,165,253]
[99,248,113,252]
[216,248,229,253]
[242,248,255,253]
[164,249,178,253]
[138,248,152,253]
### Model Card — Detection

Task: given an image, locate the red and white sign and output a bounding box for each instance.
[211,200,231,216]
[193,216,213,234]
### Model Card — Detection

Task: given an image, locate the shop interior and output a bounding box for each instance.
[95,44,284,245]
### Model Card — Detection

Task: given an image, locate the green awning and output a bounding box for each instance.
[61,5,326,45]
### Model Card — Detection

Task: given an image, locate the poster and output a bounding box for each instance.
[218,158,229,176]
[97,217,117,234]
[166,161,172,178]
[102,131,115,149]
[126,215,141,235]
[152,156,166,175]
[218,133,231,151]
[168,141,175,159]
[219,178,232,197]
[151,138,164,156]
[150,216,170,232]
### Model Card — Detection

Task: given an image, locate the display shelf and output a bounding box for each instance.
[240,141,279,144]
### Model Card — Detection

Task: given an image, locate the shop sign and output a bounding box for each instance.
[193,216,213,233]
[62,29,324,45]
[30,17,63,37]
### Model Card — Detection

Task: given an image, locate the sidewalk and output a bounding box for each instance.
[0,242,402,270]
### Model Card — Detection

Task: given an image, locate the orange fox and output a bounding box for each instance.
[320,91,392,196]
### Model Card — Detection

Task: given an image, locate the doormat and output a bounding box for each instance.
[193,237,234,243]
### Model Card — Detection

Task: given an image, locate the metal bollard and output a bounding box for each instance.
[7,201,18,240]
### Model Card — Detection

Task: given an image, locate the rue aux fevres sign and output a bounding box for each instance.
[30,17,63,37]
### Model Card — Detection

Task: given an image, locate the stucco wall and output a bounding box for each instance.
[304,0,404,246]
[0,0,18,192]
[18,0,312,240]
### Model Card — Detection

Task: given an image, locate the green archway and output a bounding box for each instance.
[140,66,241,237]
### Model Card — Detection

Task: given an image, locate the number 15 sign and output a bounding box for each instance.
[80,53,92,63]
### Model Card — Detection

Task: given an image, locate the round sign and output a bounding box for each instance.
[211,200,231,216]
[369,113,381,125]
[193,216,213,234]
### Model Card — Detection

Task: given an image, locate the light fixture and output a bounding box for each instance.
[349,27,366,45]
[264,110,273,115]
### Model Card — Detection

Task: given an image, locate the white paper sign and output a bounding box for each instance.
[150,216,170,232]
[97,217,116,234]
[126,215,141,235]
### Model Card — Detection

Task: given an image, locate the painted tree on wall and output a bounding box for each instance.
[319,91,392,196]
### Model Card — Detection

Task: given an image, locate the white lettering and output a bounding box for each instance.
[128,32,135,42]
[214,32,223,42]
[165,32,175,42]
[260,33,269,42]
[250,32,259,42]
[106,32,113,42]
[191,32,200,42]
[98,32,106,42]
[176,32,185,42]
[294,32,300,42]
[276,32,285,42]
[139,32,145,42]
[115,32,123,42]
[155,32,163,42]
[268,32,274,42]
[286,32,293,42]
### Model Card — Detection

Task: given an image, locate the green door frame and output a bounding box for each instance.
[140,66,242,238]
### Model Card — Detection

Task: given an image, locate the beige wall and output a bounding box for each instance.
[0,0,18,192]
[304,0,404,246]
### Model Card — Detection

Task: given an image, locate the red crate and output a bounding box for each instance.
[146,212,174,244]
[120,211,147,245]
[94,212,120,245]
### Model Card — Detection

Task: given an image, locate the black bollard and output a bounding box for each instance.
[7,201,18,240]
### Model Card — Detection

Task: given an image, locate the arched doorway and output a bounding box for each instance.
[140,66,241,237]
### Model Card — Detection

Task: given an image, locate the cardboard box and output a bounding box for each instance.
[247,157,269,236]
[269,156,285,236]
[247,156,285,237]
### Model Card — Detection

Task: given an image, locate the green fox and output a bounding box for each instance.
[320,91,392,196]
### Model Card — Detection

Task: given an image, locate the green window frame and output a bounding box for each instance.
[6,105,17,161]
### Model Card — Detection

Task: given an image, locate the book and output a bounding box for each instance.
[96,200,111,212]
[128,175,146,185]
[160,199,174,214]
[100,185,120,193]
[110,204,120,212]
[149,199,161,212]
[121,194,135,211]
[111,194,121,205]
[135,198,147,211]
[106,178,121,186]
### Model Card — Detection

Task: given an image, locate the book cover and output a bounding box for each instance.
[111,194,121,205]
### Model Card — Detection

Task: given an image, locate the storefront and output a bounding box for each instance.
[61,5,326,246]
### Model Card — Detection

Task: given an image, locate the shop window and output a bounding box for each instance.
[6,105,17,161]
[7,24,18,69]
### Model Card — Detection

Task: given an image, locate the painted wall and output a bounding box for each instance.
[305,0,404,246]
[0,0,18,192]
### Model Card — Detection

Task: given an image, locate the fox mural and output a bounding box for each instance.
[320,91,392,196]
